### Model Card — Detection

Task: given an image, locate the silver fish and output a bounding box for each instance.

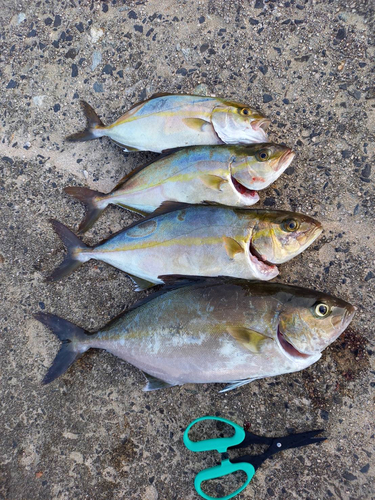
[47,205,322,287]
[65,143,295,233]
[66,94,270,152]
[36,277,356,392]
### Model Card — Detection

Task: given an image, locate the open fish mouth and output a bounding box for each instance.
[251,118,271,132]
[277,327,311,359]
[231,175,259,200]
[249,239,278,276]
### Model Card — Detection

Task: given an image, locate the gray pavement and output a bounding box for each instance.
[0,1,374,499]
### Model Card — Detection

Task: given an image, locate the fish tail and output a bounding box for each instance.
[66,100,106,142]
[47,219,91,281]
[64,186,109,233]
[34,312,91,384]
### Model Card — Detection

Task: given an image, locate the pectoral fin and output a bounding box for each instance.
[200,174,228,191]
[223,237,244,259]
[143,372,177,391]
[227,326,271,353]
[182,117,211,132]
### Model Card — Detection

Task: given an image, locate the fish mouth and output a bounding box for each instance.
[251,118,271,132]
[277,327,312,360]
[231,175,259,201]
[276,149,295,172]
[249,238,278,276]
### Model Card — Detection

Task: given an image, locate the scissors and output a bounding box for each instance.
[184,416,326,500]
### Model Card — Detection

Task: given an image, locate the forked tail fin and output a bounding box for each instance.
[34,312,90,384]
[47,220,90,281]
[66,100,106,142]
[64,186,108,233]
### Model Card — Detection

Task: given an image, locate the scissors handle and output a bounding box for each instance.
[195,459,255,500]
[184,416,246,454]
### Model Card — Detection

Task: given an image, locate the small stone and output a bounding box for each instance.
[134,25,143,33]
[285,166,295,175]
[254,0,264,8]
[283,98,290,104]
[360,464,369,474]
[128,10,138,19]
[90,27,104,43]
[320,410,329,421]
[44,17,53,26]
[249,18,259,25]
[198,16,205,24]
[364,271,374,282]
[27,29,37,37]
[361,164,371,178]
[33,95,46,106]
[102,64,113,75]
[93,82,104,93]
[39,302,45,310]
[352,90,361,100]
[53,104,61,112]
[71,64,78,77]
[91,51,102,70]
[263,94,273,103]
[342,472,357,481]
[65,48,78,59]
[263,197,276,206]
[200,43,209,53]
[341,150,351,159]
[259,65,268,75]
[83,170,89,179]
[102,3,108,13]
[6,79,18,89]
[17,13,26,24]
[54,15,62,28]
[336,28,346,40]
[75,22,84,33]
[176,68,187,76]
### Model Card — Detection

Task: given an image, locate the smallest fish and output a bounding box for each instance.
[65,143,295,233]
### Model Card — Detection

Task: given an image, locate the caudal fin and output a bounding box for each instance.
[66,101,106,142]
[34,312,90,384]
[47,219,90,281]
[64,186,108,233]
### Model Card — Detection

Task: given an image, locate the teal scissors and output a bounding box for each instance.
[184,416,326,500]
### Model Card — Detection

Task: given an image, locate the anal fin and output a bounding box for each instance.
[219,378,259,393]
[143,372,177,391]
[127,273,156,291]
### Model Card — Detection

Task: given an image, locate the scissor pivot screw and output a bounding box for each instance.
[277,442,282,448]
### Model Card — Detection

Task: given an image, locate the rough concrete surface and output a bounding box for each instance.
[1,0,374,499]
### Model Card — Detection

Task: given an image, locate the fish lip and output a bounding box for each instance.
[277,326,313,360]
[276,149,295,172]
[230,175,259,201]
[251,118,271,132]
[248,238,278,276]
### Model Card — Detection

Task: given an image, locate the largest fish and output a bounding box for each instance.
[35,277,356,391]
[66,94,270,152]
[47,205,323,287]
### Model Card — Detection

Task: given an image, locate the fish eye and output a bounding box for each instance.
[240,108,250,116]
[282,218,300,232]
[314,303,331,317]
[256,149,270,162]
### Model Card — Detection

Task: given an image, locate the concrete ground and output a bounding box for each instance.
[1,0,374,499]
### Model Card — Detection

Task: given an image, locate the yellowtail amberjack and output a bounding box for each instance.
[47,205,322,289]
[65,143,295,233]
[36,277,356,391]
[66,94,270,152]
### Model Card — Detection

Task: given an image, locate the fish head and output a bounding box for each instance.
[211,103,270,144]
[250,211,323,264]
[277,290,356,357]
[231,144,295,191]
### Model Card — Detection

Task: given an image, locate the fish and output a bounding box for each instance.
[65,143,295,233]
[47,204,323,287]
[66,94,270,153]
[35,276,356,391]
